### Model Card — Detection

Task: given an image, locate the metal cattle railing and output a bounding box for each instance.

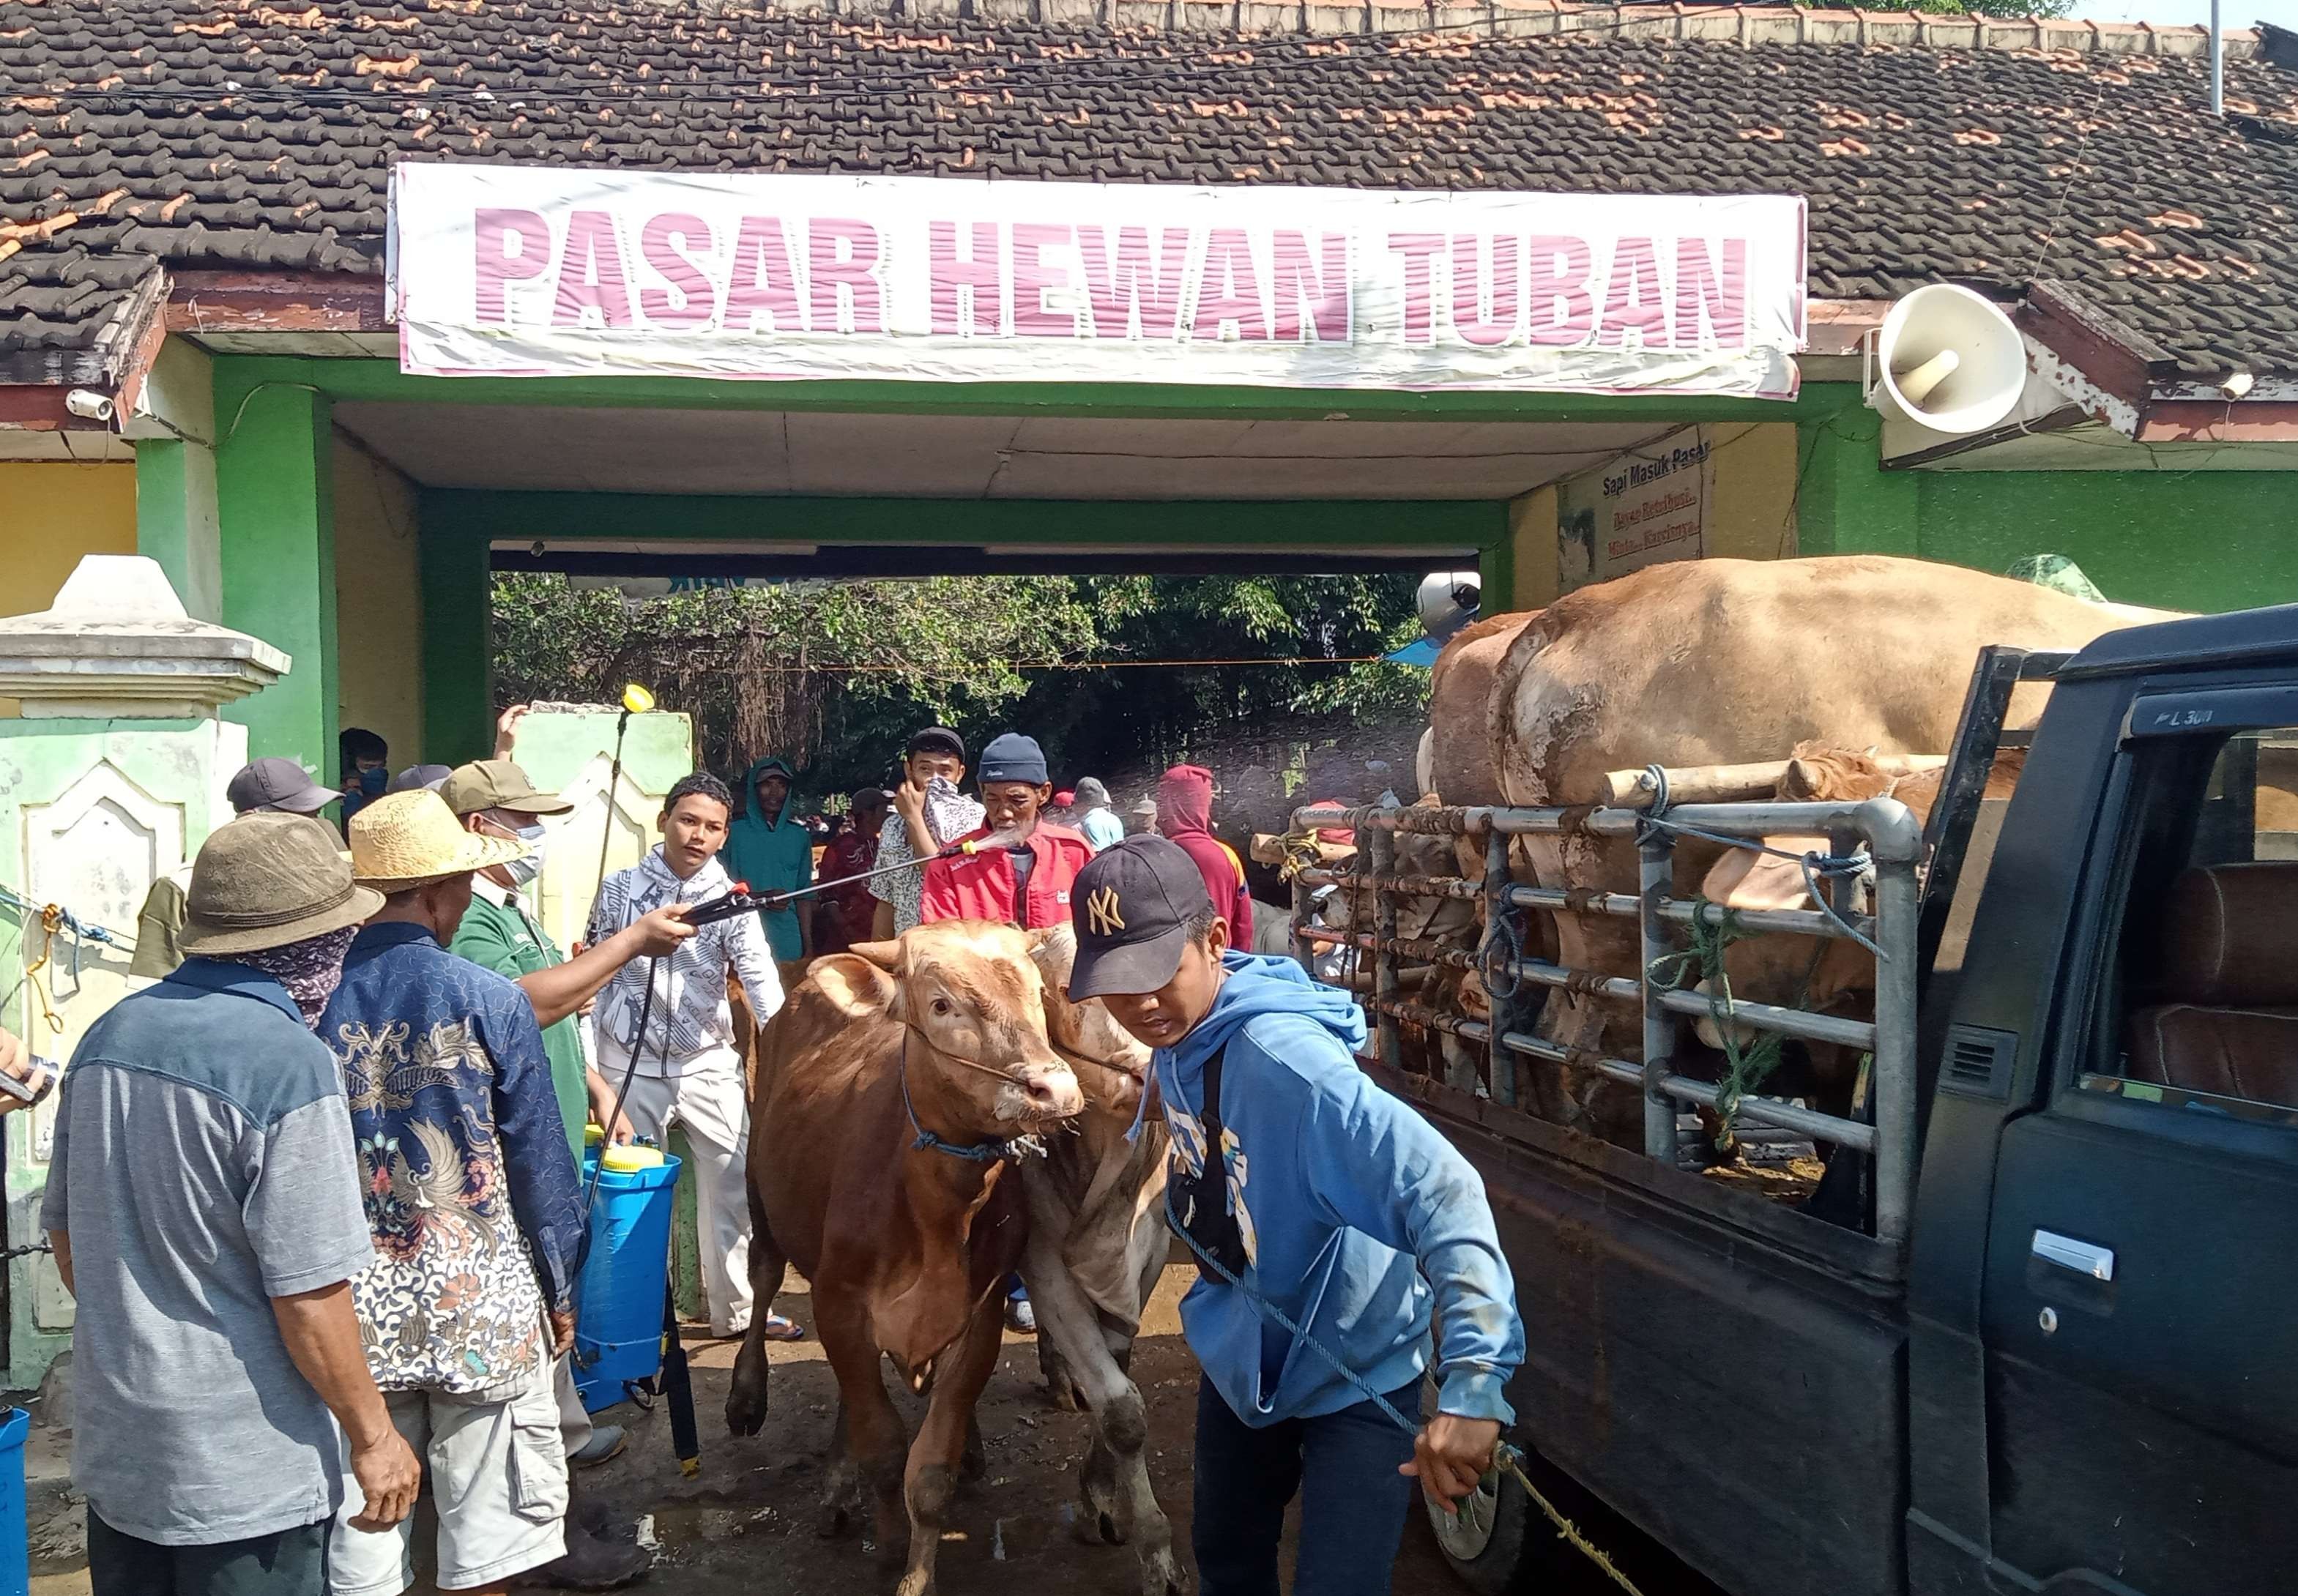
[1289,794,1925,1245]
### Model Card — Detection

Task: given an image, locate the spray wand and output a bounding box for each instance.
[677,827,1030,927]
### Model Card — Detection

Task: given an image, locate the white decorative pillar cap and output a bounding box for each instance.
[0,555,291,719]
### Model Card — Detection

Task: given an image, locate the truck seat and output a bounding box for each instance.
[2125,862,2298,1108]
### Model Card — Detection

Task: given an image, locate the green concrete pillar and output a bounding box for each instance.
[1796,403,1918,559]
[1479,534,1517,622]
[214,375,337,767]
[417,496,494,764]
[135,439,223,622]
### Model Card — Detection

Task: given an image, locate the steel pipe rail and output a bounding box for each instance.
[1503,959,1881,1051]
[1495,1031,1878,1152]
[1292,870,1483,900]
[1295,797,1924,862]
[1505,884,1875,942]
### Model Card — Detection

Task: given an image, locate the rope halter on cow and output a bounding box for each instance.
[898,1031,1049,1165]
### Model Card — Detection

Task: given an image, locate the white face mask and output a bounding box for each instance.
[502,818,548,889]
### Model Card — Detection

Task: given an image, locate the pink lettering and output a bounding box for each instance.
[474,208,551,324]
[1675,237,1747,347]
[725,217,803,332]
[1010,222,1075,338]
[1077,225,1190,339]
[1270,231,1350,343]
[930,220,1003,337]
[1523,235,1595,346]
[551,210,632,329]
[1599,236,1668,348]
[638,213,714,329]
[808,218,885,335]
[1387,234,1445,344]
[1450,233,1520,348]
[1192,228,1268,342]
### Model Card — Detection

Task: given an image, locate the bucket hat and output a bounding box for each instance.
[178,813,386,958]
[351,790,531,893]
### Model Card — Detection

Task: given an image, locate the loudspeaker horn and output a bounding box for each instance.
[1871,284,2029,437]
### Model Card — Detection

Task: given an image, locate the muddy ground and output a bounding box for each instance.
[30,1264,1495,1596]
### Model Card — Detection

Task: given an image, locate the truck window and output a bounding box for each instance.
[2081,726,2298,1125]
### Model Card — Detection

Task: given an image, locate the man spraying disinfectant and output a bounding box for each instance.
[1066,835,1523,1596]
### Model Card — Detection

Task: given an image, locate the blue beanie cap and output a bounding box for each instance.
[978,734,1049,786]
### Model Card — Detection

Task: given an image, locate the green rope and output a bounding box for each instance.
[1646,898,1782,1153]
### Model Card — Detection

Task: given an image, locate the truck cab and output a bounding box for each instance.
[1908,605,2298,1594]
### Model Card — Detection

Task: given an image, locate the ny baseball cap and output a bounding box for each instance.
[226,757,338,816]
[1066,835,1216,999]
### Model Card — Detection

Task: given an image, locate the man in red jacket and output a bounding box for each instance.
[919,734,1095,931]
[1157,764,1254,944]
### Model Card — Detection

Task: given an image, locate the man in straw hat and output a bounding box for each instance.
[42,812,420,1596]
[319,791,614,1595]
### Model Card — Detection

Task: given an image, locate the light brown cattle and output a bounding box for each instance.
[1424,611,1536,808]
[1686,745,2025,1128]
[726,922,1085,1596]
[1490,554,2171,1144]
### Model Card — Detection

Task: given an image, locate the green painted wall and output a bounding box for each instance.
[1914,471,2298,613]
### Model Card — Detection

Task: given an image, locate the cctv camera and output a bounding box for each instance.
[64,389,114,422]
[2220,371,2256,402]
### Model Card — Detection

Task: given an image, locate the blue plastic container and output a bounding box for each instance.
[573,1151,682,1413]
[0,1406,27,1596]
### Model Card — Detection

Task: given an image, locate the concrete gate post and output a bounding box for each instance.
[0,555,290,1384]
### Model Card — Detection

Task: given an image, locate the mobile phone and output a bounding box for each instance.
[0,1058,52,1105]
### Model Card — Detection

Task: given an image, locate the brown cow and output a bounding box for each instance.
[726,922,1085,1596]
[1019,927,1183,1596]
[1489,554,2171,1144]
[1686,744,2027,1129]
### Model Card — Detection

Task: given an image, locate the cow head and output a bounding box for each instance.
[1027,925,1153,1116]
[818,922,1086,1136]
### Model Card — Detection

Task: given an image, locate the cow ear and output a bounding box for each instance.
[1026,924,1076,985]
[810,952,901,1020]
[1714,844,1822,914]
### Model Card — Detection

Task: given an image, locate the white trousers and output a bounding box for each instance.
[621,1064,753,1337]
[554,1353,592,1458]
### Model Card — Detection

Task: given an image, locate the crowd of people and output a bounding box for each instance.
[10,706,1515,1596]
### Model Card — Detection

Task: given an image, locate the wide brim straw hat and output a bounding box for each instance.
[351,788,531,893]
[179,811,387,957]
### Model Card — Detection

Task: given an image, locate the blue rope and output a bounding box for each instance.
[900,1037,1029,1164]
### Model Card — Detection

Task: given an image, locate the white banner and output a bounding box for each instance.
[390,165,1805,396]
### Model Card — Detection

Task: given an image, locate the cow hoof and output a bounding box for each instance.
[817,1503,851,1540]
[1142,1549,1188,1596]
[1049,1379,1085,1414]
[725,1391,768,1436]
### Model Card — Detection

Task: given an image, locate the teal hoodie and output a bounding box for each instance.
[722,756,811,962]
[1156,952,1522,1428]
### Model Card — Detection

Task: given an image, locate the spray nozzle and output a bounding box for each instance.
[953,827,1027,857]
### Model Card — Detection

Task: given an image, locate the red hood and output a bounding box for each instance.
[1158,764,1216,836]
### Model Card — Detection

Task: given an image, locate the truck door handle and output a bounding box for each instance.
[2032,1228,2115,1281]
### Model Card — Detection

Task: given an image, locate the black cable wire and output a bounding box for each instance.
[570,950,663,1278]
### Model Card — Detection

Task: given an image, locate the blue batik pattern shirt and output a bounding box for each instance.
[321,922,581,1395]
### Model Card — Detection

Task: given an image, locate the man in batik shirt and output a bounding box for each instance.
[319,791,594,1596]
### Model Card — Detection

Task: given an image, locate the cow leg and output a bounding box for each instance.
[1038,1330,1085,1412]
[818,1307,910,1553]
[1025,1236,1184,1596]
[725,1183,789,1436]
[896,1299,1004,1596]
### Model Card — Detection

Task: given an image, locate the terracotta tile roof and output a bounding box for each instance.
[3,0,2295,383]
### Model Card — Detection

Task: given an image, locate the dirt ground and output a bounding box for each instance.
[29,1264,1475,1596]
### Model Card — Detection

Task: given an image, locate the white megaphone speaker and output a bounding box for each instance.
[1872,284,2028,437]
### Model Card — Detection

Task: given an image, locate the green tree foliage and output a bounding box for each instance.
[491,571,1431,812]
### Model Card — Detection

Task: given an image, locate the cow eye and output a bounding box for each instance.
[930,997,954,1018]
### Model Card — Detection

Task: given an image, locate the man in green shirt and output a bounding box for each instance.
[441,758,691,1513]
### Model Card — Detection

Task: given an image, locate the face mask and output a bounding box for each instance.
[358,766,388,797]
[502,820,547,889]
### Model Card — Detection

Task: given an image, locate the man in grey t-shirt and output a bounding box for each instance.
[42,813,420,1596]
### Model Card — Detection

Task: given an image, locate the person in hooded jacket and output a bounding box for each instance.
[1157,764,1254,944]
[723,755,814,963]
[1067,835,1522,1596]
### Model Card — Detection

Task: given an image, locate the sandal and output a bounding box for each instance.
[756,1313,806,1342]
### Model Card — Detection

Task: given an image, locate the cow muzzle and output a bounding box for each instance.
[1001,1061,1085,1125]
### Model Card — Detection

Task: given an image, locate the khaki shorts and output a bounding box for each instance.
[328,1360,568,1595]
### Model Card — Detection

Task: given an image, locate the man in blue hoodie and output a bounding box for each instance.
[723,754,813,962]
[1067,835,1522,1596]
